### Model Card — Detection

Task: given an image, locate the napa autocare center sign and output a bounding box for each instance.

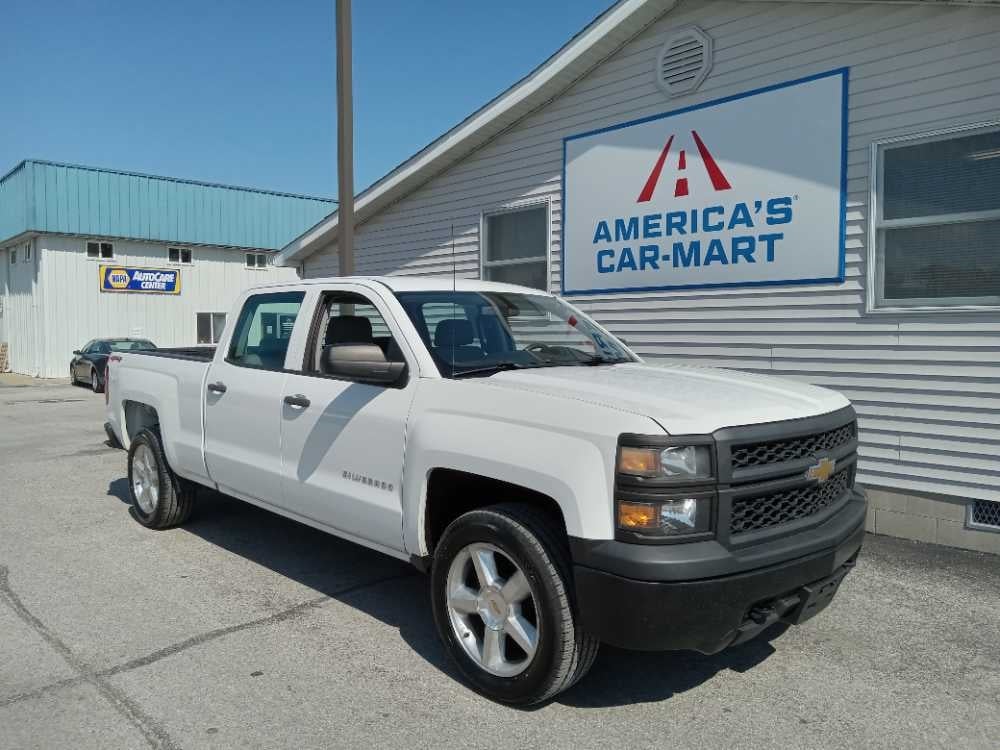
[561,69,847,295]
[100,265,181,294]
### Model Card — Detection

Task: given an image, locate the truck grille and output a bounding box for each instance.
[730,465,854,535]
[731,421,856,470]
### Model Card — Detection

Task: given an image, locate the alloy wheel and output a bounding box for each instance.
[445,543,540,677]
[131,443,160,514]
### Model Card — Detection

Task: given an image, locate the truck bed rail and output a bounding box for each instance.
[130,346,216,362]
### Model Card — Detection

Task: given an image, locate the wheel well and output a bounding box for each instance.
[423,469,567,554]
[124,401,159,444]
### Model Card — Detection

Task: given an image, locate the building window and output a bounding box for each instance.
[246,252,269,269]
[87,241,114,260]
[169,247,192,264]
[873,124,1000,309]
[482,204,548,291]
[197,312,227,345]
[23,244,31,262]
[9,250,16,264]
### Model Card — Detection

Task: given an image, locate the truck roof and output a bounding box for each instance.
[250,275,555,296]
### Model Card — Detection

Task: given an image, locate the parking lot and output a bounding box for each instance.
[1,377,998,750]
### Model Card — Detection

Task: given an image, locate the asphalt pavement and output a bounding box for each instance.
[1,377,999,750]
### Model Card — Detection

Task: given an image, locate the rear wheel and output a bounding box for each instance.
[127,428,195,528]
[431,503,599,706]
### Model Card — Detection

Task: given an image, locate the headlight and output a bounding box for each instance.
[617,493,712,537]
[618,444,712,479]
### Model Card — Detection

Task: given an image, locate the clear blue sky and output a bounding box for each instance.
[1,0,611,198]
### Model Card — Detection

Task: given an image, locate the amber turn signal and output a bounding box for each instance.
[618,447,660,477]
[617,501,660,529]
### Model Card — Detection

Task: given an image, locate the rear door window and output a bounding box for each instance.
[227,292,305,371]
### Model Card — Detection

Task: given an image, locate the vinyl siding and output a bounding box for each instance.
[305,1,1000,502]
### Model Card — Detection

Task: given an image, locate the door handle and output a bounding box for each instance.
[283,394,310,408]
[207,382,227,394]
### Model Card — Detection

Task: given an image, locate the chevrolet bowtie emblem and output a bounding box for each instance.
[806,457,836,483]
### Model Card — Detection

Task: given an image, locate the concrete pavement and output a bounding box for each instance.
[1,380,998,749]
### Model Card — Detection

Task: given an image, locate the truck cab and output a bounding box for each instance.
[105,276,866,705]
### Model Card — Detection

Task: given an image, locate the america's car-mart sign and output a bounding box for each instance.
[561,69,847,295]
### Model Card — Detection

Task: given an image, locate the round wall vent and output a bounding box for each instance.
[656,26,713,98]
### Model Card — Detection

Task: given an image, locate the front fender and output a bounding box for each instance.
[401,403,659,555]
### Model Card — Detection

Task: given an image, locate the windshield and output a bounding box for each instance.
[395,291,635,377]
[106,340,156,352]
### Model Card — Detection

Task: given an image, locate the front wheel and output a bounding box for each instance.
[90,367,103,394]
[127,428,195,529]
[430,503,599,706]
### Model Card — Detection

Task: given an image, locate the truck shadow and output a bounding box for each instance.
[106,479,785,709]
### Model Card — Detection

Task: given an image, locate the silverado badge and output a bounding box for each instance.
[806,457,836,483]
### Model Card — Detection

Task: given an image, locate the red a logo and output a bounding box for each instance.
[637,130,732,202]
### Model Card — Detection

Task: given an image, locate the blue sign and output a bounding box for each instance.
[100,265,181,295]
[561,69,848,295]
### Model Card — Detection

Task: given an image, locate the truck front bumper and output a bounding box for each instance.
[570,488,866,654]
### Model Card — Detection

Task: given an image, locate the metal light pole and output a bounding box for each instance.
[335,0,355,276]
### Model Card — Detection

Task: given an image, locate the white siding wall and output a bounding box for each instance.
[305,1,1000,502]
[1,240,42,375]
[0,248,7,350]
[25,235,296,377]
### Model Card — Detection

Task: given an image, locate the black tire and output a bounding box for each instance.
[90,367,103,394]
[430,503,599,706]
[127,428,195,529]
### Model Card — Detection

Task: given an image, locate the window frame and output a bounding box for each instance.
[168,247,193,265]
[868,120,1000,313]
[86,240,115,260]
[224,291,306,372]
[9,249,15,265]
[245,252,269,270]
[23,243,31,263]
[196,312,227,345]
[479,198,551,292]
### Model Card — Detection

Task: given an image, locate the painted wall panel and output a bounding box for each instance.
[11,235,297,378]
[0,239,40,375]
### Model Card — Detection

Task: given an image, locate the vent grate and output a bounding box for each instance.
[731,422,857,471]
[969,499,1000,531]
[731,466,853,535]
[656,26,712,98]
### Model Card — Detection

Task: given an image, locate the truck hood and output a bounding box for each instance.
[482,362,849,435]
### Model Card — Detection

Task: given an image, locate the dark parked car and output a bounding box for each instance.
[71,339,156,393]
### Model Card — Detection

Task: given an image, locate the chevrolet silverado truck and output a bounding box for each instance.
[105,276,866,705]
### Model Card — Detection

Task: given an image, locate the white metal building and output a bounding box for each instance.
[277,0,1000,552]
[0,160,333,377]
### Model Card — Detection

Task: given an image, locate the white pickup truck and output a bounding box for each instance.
[105,276,866,705]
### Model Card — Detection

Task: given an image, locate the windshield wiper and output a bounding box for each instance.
[452,362,540,379]
[577,354,630,366]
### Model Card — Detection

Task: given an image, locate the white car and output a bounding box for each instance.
[105,276,866,705]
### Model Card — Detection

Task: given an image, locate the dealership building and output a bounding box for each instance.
[277,0,1000,551]
[0,159,333,377]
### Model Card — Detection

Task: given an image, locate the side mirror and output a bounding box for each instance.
[72,350,82,355]
[322,343,406,385]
